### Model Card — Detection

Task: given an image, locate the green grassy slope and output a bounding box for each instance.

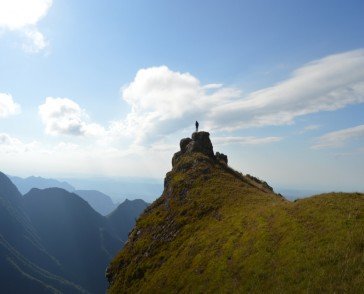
[107,152,364,293]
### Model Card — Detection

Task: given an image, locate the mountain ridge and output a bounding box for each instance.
[107,131,364,293]
[23,187,121,293]
[0,172,149,293]
[0,172,85,293]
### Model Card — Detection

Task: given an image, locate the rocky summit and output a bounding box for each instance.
[173,131,227,166]
[107,132,364,293]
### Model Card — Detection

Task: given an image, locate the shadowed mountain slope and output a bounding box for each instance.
[23,188,121,294]
[107,132,364,293]
[0,172,84,293]
[108,199,149,242]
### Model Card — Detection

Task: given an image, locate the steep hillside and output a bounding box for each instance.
[23,188,121,293]
[0,172,84,293]
[108,199,149,242]
[75,190,117,215]
[107,132,364,293]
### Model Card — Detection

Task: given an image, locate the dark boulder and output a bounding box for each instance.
[216,152,228,164]
[180,138,192,153]
[186,132,214,157]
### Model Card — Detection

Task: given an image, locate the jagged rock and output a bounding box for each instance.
[216,152,228,164]
[172,132,230,169]
[186,132,214,157]
[173,132,215,166]
[180,138,192,153]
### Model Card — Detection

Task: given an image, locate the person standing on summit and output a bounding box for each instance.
[195,121,199,132]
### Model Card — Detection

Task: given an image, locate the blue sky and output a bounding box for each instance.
[0,0,364,192]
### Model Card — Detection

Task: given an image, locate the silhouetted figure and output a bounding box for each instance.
[195,121,199,132]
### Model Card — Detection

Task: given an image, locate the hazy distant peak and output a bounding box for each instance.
[8,174,75,194]
[74,189,116,216]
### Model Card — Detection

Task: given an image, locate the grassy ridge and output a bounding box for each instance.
[108,152,364,293]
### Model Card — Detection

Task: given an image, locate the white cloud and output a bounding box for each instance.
[0,133,37,153]
[214,136,282,146]
[210,49,364,130]
[0,93,21,118]
[312,125,364,149]
[38,97,105,136]
[0,0,52,52]
[116,65,240,144]
[22,28,48,53]
[115,50,364,145]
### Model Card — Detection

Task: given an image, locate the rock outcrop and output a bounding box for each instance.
[215,152,228,164]
[172,131,227,167]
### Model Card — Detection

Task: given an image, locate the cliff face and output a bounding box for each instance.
[107,132,364,293]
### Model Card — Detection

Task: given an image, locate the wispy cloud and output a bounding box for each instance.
[214,136,282,146]
[0,0,52,53]
[312,125,364,149]
[210,49,364,130]
[298,124,321,134]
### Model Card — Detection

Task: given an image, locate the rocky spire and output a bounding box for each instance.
[172,131,228,167]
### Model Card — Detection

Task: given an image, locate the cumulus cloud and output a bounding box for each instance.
[116,65,240,144]
[312,125,364,149]
[39,97,105,136]
[0,93,21,118]
[0,133,37,153]
[116,49,364,145]
[0,0,52,52]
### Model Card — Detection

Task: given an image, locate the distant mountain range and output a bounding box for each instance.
[8,174,159,214]
[61,177,163,203]
[8,175,118,215]
[9,175,76,194]
[0,172,148,293]
[74,190,117,215]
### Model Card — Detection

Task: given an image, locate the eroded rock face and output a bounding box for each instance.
[172,131,227,167]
